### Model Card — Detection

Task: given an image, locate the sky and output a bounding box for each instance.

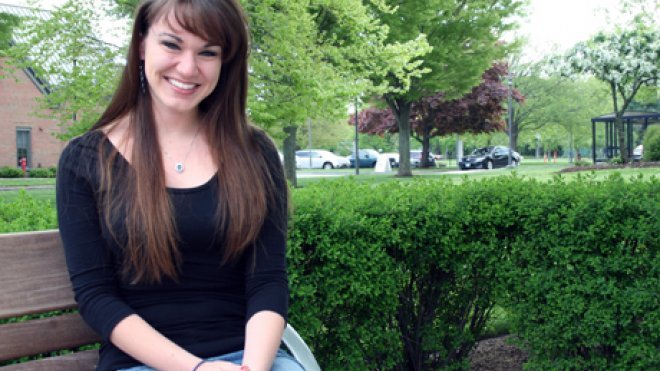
[1,0,654,60]
[512,0,631,60]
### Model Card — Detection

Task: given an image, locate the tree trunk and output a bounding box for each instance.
[283,125,298,187]
[421,133,431,168]
[610,82,628,163]
[387,97,412,176]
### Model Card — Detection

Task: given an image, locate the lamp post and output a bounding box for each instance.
[507,72,513,167]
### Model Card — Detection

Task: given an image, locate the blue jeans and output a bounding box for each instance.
[119,349,305,371]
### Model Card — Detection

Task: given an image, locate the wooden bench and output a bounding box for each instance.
[0,230,320,371]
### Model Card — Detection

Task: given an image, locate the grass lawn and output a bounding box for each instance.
[0,178,56,203]
[297,163,659,187]
[0,189,55,203]
[0,178,56,187]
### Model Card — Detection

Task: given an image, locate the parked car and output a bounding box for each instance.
[348,149,380,168]
[295,150,350,169]
[410,150,436,168]
[632,144,643,162]
[458,146,521,170]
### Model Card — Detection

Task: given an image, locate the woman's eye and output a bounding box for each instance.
[200,50,219,57]
[161,41,180,50]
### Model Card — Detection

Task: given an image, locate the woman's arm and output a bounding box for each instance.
[110,315,202,370]
[241,131,290,370]
[109,315,243,371]
[242,311,286,371]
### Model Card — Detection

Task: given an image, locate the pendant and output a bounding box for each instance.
[175,163,185,173]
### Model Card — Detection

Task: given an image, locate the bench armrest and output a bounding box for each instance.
[282,324,321,371]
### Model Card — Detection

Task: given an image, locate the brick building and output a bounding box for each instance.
[1,3,64,169]
[0,57,65,169]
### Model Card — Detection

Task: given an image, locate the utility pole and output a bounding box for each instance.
[355,96,360,175]
[507,72,513,167]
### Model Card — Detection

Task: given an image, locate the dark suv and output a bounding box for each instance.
[458,146,521,170]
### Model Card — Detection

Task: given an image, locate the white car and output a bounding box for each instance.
[632,145,643,161]
[295,150,350,169]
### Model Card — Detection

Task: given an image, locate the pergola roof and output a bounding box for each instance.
[592,111,660,122]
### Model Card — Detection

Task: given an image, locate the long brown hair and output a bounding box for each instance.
[92,0,279,283]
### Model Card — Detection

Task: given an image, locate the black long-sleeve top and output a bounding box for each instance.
[56,130,288,371]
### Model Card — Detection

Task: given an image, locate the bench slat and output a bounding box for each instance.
[0,231,77,319]
[0,349,98,371]
[0,313,100,362]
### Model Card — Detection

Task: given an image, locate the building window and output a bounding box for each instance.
[16,127,31,168]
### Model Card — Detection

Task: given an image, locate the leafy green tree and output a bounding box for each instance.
[561,23,659,162]
[364,0,524,176]
[511,61,611,160]
[0,12,20,56]
[244,0,429,185]
[4,0,123,139]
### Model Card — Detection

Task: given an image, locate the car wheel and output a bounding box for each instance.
[512,159,519,167]
[322,162,334,169]
[485,160,493,170]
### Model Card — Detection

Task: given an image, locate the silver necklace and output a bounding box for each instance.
[163,126,201,174]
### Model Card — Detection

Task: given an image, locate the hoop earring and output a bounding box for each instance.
[139,61,146,95]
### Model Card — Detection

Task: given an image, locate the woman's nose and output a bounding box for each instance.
[177,52,199,77]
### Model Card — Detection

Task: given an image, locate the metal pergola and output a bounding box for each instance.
[590,111,660,162]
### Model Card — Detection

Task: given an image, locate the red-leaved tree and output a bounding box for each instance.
[351,63,524,167]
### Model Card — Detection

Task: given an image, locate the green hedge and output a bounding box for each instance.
[499,174,659,370]
[0,190,57,233]
[643,125,660,161]
[288,175,658,370]
[28,167,56,178]
[0,166,24,178]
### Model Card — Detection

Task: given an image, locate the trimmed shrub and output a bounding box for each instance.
[643,125,660,161]
[289,177,520,370]
[0,166,24,178]
[499,173,659,370]
[609,156,624,165]
[28,167,56,178]
[573,159,592,167]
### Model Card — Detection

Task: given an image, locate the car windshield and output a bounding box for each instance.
[472,148,490,156]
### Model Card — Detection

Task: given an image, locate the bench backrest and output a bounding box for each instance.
[0,230,100,370]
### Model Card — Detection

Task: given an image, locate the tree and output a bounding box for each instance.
[4,0,123,139]
[561,23,659,162]
[509,59,612,158]
[244,0,429,186]
[353,63,524,167]
[0,12,20,56]
[363,0,524,176]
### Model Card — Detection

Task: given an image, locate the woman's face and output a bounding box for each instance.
[140,10,222,118]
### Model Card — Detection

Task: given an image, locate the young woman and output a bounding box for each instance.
[56,1,300,370]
